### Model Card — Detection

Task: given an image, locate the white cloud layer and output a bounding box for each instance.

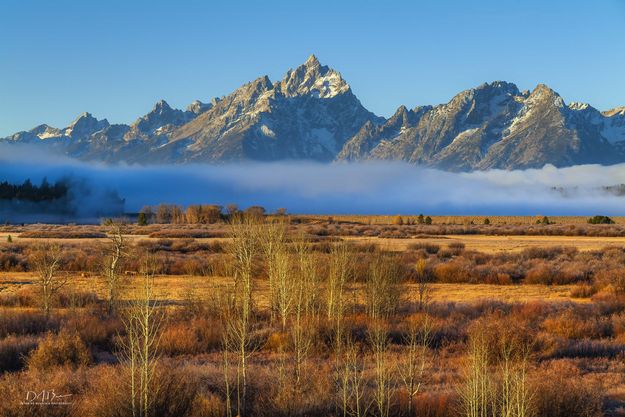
[0,144,624,216]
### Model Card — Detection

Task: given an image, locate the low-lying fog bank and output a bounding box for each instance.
[0,144,624,222]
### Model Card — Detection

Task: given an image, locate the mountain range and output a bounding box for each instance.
[4,55,625,171]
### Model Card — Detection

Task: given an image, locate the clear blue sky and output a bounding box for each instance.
[1,0,624,136]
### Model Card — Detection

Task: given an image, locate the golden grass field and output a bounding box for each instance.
[0,271,587,307]
[1,222,622,303]
[3,230,625,255]
[1,220,622,417]
[348,234,625,253]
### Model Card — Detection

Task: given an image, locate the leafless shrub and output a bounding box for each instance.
[27,329,90,371]
[29,243,67,319]
[531,361,602,417]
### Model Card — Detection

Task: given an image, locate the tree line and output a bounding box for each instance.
[0,178,68,202]
[137,203,283,225]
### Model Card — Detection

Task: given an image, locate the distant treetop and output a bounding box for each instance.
[0,178,68,202]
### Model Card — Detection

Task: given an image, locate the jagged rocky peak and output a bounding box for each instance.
[451,81,519,101]
[278,54,350,98]
[434,81,524,127]
[26,124,63,140]
[388,105,424,127]
[468,81,522,104]
[186,100,212,115]
[69,112,105,126]
[392,105,410,118]
[527,83,565,107]
[604,106,625,117]
[442,81,519,113]
[151,99,173,113]
[249,75,274,94]
[65,112,109,138]
[133,99,189,134]
[30,124,52,134]
[222,75,275,112]
[567,102,604,121]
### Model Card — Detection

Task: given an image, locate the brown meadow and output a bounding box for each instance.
[0,216,624,417]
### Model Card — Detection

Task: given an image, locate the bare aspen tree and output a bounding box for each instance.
[293,232,321,319]
[220,292,234,417]
[459,328,493,417]
[118,253,162,417]
[128,318,140,417]
[498,335,534,417]
[262,220,289,324]
[327,241,353,417]
[268,222,297,330]
[460,320,535,417]
[509,350,533,417]
[118,254,163,417]
[291,234,315,385]
[100,219,128,315]
[338,338,369,417]
[223,215,260,417]
[499,339,514,417]
[119,303,139,417]
[399,311,432,416]
[30,243,65,320]
[338,353,350,417]
[370,321,392,417]
[327,241,351,343]
[366,253,400,417]
[138,255,161,417]
[365,253,401,320]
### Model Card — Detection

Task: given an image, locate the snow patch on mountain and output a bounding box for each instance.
[260,124,276,138]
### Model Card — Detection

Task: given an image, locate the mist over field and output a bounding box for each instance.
[0,144,624,220]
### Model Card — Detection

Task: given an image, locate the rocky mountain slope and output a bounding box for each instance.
[338,81,625,170]
[3,56,625,170]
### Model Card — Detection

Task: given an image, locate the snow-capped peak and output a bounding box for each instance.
[279,55,350,99]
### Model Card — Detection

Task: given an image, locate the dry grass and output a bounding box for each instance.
[1,221,624,416]
[347,235,625,253]
[411,283,585,303]
[0,273,587,307]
